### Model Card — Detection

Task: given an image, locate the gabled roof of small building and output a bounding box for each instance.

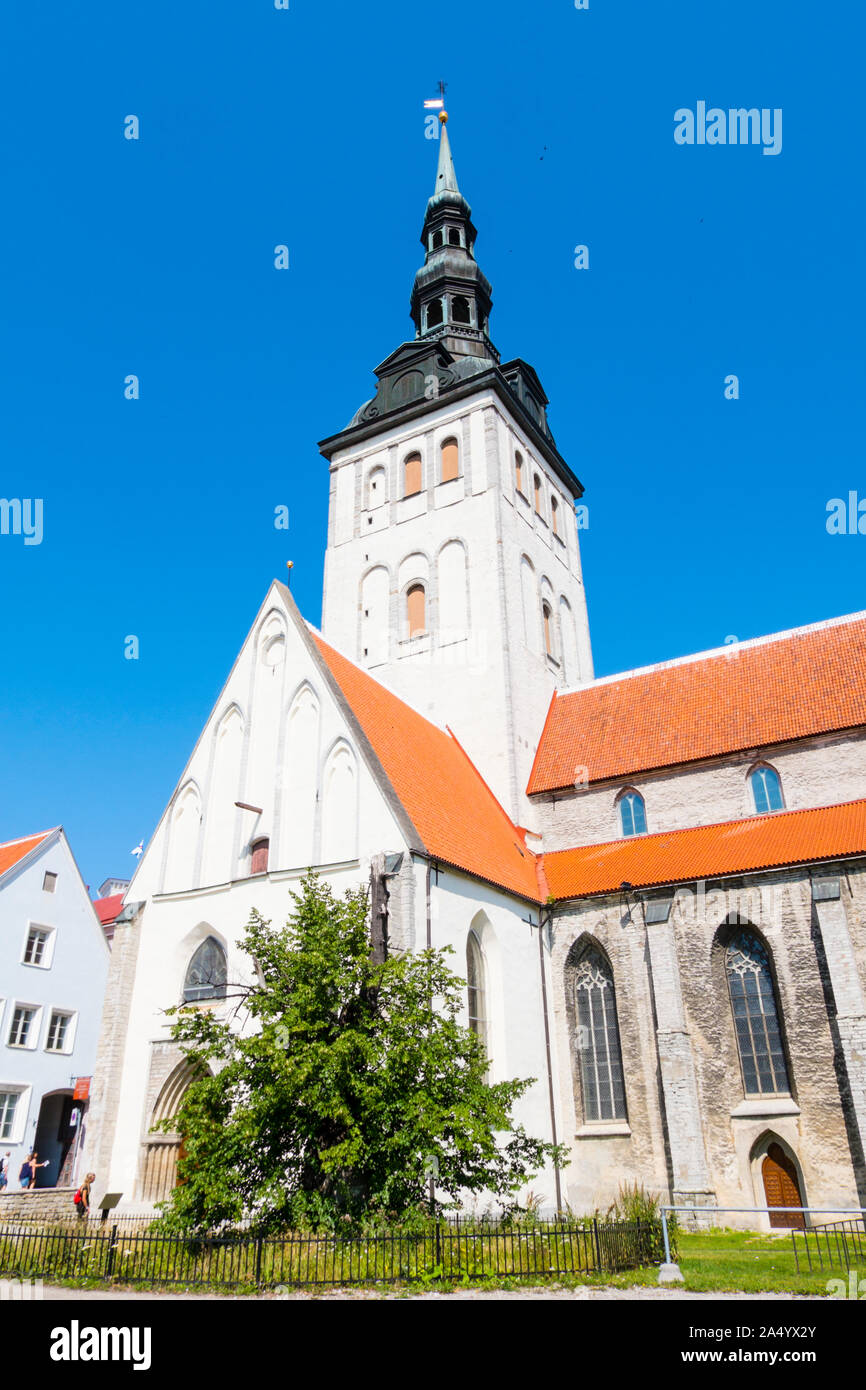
[93,892,125,925]
[542,798,866,899]
[528,612,866,794]
[0,828,56,881]
[310,629,541,903]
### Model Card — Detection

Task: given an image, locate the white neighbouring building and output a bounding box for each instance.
[85,115,866,1226]
[0,828,110,1194]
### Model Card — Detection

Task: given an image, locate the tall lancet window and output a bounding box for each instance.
[466,931,487,1055]
[571,948,627,1122]
[403,452,422,497]
[725,930,790,1096]
[407,584,426,637]
[749,765,784,815]
[440,437,459,483]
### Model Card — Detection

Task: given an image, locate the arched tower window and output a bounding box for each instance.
[542,601,553,657]
[618,790,647,837]
[551,496,559,536]
[726,929,790,1096]
[407,584,426,637]
[403,452,422,497]
[750,765,784,814]
[515,451,525,496]
[425,298,443,329]
[533,473,543,514]
[466,931,487,1053]
[448,227,461,246]
[366,465,386,510]
[452,295,472,325]
[431,229,443,250]
[250,838,269,875]
[183,937,227,1003]
[440,437,459,483]
[570,947,627,1122]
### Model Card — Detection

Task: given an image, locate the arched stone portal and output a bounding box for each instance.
[138,1059,201,1204]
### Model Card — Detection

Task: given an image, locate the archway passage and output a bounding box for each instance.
[762,1142,805,1228]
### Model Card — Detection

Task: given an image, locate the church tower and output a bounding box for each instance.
[319,111,593,823]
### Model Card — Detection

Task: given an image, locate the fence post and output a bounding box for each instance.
[592,1217,602,1272]
[255,1234,264,1287]
[106,1224,117,1281]
[434,1219,442,1277]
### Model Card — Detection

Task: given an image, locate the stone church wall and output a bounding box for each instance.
[536,729,866,851]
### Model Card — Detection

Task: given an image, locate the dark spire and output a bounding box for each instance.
[410,111,498,363]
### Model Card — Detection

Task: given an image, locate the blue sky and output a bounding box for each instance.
[0,1,863,892]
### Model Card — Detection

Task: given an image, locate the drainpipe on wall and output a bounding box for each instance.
[538,906,563,1214]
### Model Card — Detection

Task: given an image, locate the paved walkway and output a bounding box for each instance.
[37,1283,826,1301]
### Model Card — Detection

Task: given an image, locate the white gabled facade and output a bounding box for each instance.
[0,829,110,1194]
[85,583,563,1210]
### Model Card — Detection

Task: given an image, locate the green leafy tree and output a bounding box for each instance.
[156,871,562,1232]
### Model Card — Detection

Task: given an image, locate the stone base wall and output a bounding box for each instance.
[0,1189,78,1221]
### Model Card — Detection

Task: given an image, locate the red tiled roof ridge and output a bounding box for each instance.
[541,797,866,900]
[310,632,541,902]
[543,796,866,859]
[529,613,866,793]
[556,609,866,696]
[0,827,57,851]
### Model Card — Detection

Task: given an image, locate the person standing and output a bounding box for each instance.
[0,1152,10,1191]
[74,1172,94,1219]
[28,1152,50,1188]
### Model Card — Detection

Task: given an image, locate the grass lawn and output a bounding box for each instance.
[554,1228,848,1296]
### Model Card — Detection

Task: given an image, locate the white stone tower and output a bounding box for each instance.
[320,111,593,824]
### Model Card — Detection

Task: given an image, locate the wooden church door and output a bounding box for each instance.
[762,1143,805,1228]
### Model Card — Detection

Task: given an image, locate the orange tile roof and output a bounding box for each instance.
[0,829,54,879]
[543,799,866,900]
[528,614,866,793]
[312,634,540,901]
[93,892,125,925]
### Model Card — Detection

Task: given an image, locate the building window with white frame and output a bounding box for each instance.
[23,926,52,967]
[45,1010,74,1053]
[42,871,57,893]
[0,1091,22,1141]
[8,1006,37,1049]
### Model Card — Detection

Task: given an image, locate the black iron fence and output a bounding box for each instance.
[791,1218,866,1274]
[0,1216,662,1289]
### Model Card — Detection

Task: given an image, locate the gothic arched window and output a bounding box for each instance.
[533,474,543,514]
[726,930,790,1096]
[466,931,487,1053]
[750,765,784,815]
[250,838,269,875]
[183,937,227,1003]
[403,452,422,497]
[542,601,554,657]
[551,496,559,536]
[407,584,426,638]
[618,790,647,837]
[571,948,627,1122]
[515,451,526,497]
[440,437,459,483]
